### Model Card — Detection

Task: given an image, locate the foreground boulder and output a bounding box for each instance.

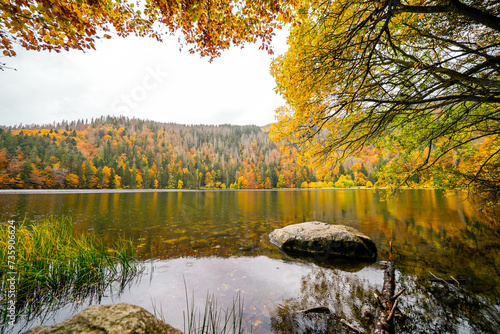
[24,303,183,334]
[269,222,377,262]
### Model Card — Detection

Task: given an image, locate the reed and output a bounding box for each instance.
[0,217,141,323]
[183,281,248,334]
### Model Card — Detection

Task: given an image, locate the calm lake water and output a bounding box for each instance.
[1,189,499,333]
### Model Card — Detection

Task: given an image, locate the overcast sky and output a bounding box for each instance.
[0,29,289,127]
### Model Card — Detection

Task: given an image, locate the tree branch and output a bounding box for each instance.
[395,0,500,33]
[449,0,500,33]
[390,58,500,89]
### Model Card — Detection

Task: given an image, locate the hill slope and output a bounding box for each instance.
[0,116,338,189]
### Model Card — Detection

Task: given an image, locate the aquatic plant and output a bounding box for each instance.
[0,217,141,327]
[183,281,248,334]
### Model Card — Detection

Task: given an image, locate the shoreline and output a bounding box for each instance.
[0,187,441,195]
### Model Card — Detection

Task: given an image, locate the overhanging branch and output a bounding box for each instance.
[394,0,500,33]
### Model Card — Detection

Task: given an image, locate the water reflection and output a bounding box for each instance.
[392,216,500,299]
[0,189,498,333]
[270,266,379,333]
[0,190,490,254]
[3,256,383,334]
[8,255,493,333]
[270,261,500,334]
[396,273,500,334]
[2,267,144,334]
[0,191,496,282]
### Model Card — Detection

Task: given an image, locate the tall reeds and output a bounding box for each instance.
[0,217,141,325]
[183,280,249,334]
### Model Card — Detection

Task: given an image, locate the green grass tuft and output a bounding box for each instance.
[0,217,141,324]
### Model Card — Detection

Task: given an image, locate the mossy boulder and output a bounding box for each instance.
[24,303,183,334]
[269,222,377,262]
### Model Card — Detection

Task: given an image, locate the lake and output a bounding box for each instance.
[1,189,499,333]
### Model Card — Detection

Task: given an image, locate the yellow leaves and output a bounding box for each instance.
[42,33,52,43]
[65,173,80,188]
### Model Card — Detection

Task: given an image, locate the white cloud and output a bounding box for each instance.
[0,29,289,127]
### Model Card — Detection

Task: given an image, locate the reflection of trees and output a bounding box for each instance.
[380,214,499,333]
[392,217,500,300]
[270,267,377,333]
[269,264,500,333]
[396,274,500,334]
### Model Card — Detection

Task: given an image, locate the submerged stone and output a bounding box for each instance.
[190,238,212,249]
[269,222,377,262]
[24,303,183,334]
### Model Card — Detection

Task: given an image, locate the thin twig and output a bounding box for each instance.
[341,318,364,334]
[392,288,405,301]
[375,296,384,309]
[429,271,453,288]
[387,298,398,322]
[451,276,460,287]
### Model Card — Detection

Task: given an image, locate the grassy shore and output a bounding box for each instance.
[0,217,141,323]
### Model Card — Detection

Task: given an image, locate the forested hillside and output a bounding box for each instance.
[0,116,381,190]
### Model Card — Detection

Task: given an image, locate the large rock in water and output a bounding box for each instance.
[269,222,377,262]
[24,303,183,334]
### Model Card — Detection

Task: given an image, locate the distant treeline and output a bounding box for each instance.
[0,116,382,189]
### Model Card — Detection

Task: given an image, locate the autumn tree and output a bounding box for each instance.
[28,164,44,188]
[102,166,112,188]
[0,0,149,66]
[65,173,80,188]
[356,171,369,186]
[1,0,298,69]
[271,0,500,207]
[204,171,214,188]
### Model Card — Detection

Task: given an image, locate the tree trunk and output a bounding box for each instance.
[341,245,404,334]
[374,260,396,334]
